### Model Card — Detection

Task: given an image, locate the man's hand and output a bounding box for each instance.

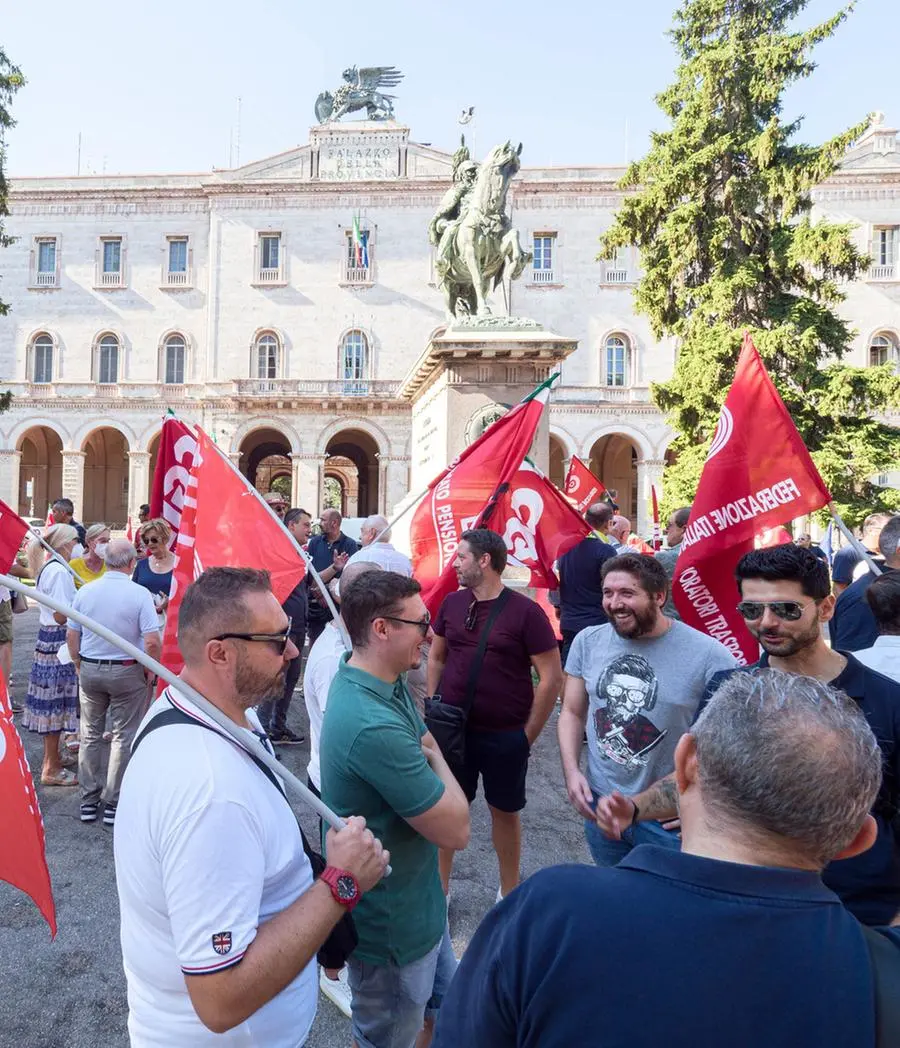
[325,816,390,894]
[564,768,595,820]
[332,551,350,572]
[593,791,636,841]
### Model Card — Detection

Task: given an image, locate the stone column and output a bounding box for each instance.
[127,450,151,521]
[377,459,389,516]
[291,453,320,513]
[636,458,665,540]
[61,450,86,519]
[0,450,22,517]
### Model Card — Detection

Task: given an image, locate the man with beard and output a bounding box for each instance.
[559,554,736,866]
[115,568,389,1046]
[595,545,900,926]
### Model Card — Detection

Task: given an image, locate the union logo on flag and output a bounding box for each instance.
[212,931,232,955]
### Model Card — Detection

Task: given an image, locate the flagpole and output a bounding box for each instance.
[0,573,362,841]
[827,503,883,577]
[372,486,430,545]
[33,531,80,580]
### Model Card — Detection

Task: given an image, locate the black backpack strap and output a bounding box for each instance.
[861,925,900,1046]
[460,587,513,716]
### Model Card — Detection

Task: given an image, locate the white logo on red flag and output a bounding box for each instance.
[706,405,734,462]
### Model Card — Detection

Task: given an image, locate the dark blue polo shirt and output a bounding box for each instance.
[306,532,359,622]
[704,653,900,926]
[557,535,617,634]
[833,545,862,586]
[433,848,900,1048]
[831,565,892,653]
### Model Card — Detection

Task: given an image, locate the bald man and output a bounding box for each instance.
[347,515,413,576]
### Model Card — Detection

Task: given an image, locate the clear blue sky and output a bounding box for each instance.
[4,0,898,177]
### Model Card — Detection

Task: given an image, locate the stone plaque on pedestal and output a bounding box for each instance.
[310,122,409,181]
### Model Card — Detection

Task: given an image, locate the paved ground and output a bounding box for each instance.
[0,606,589,1046]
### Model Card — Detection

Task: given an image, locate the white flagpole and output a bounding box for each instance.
[372,487,429,545]
[827,502,883,577]
[32,529,80,580]
[1,573,349,834]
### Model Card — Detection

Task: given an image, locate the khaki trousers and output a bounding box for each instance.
[78,662,147,807]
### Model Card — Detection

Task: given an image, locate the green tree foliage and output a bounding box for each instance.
[601,0,900,524]
[0,48,24,414]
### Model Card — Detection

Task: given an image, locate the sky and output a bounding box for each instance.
[3,0,899,178]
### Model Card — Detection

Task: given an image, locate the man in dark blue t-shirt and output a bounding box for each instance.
[306,508,359,646]
[831,516,900,653]
[434,669,900,1048]
[557,502,617,666]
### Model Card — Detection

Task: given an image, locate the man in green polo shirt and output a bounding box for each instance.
[320,571,470,1048]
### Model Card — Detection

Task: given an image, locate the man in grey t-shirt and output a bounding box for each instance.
[558,554,736,866]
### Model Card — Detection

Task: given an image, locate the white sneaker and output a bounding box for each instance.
[496,887,504,903]
[319,967,352,1018]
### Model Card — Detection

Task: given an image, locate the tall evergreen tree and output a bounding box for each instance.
[0,48,24,414]
[601,0,900,524]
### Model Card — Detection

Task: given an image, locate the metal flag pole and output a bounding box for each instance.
[0,573,349,833]
[371,487,430,545]
[32,530,80,580]
[827,502,883,577]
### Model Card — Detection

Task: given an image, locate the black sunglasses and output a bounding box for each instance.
[736,601,814,622]
[380,614,431,637]
[213,616,293,655]
[464,600,478,631]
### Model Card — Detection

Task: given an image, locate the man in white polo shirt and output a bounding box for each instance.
[346,515,413,576]
[114,567,389,1047]
[67,538,161,827]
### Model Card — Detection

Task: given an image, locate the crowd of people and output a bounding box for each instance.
[8,496,900,1045]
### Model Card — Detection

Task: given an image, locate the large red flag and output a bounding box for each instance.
[563,456,607,514]
[673,334,831,665]
[0,670,56,936]
[0,500,31,574]
[159,428,307,679]
[150,417,200,547]
[411,376,557,598]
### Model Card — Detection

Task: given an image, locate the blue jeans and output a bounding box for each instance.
[348,923,456,1048]
[584,791,681,866]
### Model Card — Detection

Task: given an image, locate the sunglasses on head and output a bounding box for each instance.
[735,601,814,622]
[213,616,293,655]
[464,599,478,631]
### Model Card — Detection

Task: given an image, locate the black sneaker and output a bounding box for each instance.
[80,803,98,823]
[270,728,305,746]
[103,804,116,827]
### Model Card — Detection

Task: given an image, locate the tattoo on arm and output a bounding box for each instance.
[637,774,678,821]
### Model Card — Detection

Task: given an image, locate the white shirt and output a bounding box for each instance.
[36,560,77,626]
[68,570,160,658]
[346,541,413,576]
[853,636,900,683]
[302,622,348,790]
[115,688,316,1047]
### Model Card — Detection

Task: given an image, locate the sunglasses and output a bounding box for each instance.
[213,616,294,655]
[735,601,814,622]
[380,614,432,638]
[464,600,478,631]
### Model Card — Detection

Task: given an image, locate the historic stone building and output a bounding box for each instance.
[1,115,898,536]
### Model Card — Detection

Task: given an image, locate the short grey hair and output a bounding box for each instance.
[363,514,390,542]
[877,515,900,561]
[692,669,882,866]
[104,538,137,570]
[85,523,109,544]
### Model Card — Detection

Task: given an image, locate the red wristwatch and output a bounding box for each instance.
[320,866,361,911]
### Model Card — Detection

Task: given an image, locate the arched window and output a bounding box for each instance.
[164,334,186,385]
[341,330,370,394]
[255,332,279,380]
[31,333,54,384]
[869,332,898,367]
[604,335,629,387]
[97,333,120,384]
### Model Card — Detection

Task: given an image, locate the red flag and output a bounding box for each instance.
[563,457,607,514]
[673,334,831,665]
[125,516,133,543]
[0,500,31,574]
[651,485,662,551]
[150,417,199,548]
[0,670,56,936]
[45,505,53,528]
[159,428,307,679]
[411,376,557,609]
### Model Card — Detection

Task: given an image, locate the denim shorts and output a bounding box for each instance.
[584,790,681,867]
[347,922,456,1048]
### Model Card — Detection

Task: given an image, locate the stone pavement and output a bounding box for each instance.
[0,606,589,1046]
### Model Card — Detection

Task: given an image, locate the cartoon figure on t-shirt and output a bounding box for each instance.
[594,653,666,768]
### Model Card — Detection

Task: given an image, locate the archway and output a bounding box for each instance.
[17,426,63,520]
[82,427,129,527]
[548,434,567,490]
[589,434,639,524]
[325,429,380,518]
[238,427,292,495]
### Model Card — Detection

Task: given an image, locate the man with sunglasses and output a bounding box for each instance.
[596,544,900,926]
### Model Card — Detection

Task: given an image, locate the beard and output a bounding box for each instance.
[753,618,821,657]
[609,604,658,639]
[234,659,287,708]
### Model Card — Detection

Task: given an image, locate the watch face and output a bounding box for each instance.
[335,874,358,901]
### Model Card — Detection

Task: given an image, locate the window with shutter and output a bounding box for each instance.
[341,330,369,394]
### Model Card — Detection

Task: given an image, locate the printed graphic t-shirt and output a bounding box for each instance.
[566,620,736,797]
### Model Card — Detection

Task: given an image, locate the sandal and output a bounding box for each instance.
[64,735,80,753]
[41,769,78,787]
[60,753,78,770]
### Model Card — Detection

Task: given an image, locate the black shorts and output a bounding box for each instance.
[457,727,531,813]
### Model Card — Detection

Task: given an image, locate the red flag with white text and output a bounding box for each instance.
[0,500,31,574]
[563,457,607,514]
[158,428,307,679]
[149,417,200,548]
[673,334,831,665]
[45,506,53,528]
[0,670,56,936]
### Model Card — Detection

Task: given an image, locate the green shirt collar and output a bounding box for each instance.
[336,651,407,704]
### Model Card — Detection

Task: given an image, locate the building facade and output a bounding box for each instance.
[2,116,899,536]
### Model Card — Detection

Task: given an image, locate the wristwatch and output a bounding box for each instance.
[320,866,361,911]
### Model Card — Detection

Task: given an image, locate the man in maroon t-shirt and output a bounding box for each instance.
[427,529,562,900]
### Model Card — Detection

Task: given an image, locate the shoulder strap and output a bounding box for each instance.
[861,925,900,1046]
[461,587,513,715]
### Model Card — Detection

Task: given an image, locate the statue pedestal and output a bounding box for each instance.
[389,321,578,549]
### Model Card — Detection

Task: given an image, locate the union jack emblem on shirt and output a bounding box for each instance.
[212,931,232,955]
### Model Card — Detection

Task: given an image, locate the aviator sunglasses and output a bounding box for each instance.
[735,601,815,622]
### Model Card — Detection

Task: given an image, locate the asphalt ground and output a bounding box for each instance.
[0,605,589,1047]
